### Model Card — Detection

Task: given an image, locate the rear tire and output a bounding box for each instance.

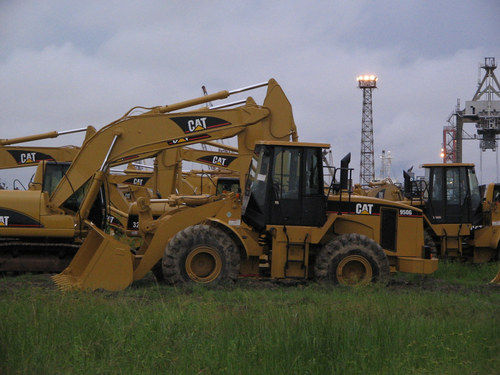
[161,224,240,285]
[314,233,389,285]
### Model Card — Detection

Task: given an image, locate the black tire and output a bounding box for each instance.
[161,224,240,285]
[314,233,390,285]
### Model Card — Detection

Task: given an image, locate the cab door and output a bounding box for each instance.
[301,147,326,227]
[269,146,326,227]
[270,147,302,225]
[427,166,472,224]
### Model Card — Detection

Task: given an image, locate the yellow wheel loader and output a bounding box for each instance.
[49,80,436,291]
[54,140,437,292]
[404,165,499,262]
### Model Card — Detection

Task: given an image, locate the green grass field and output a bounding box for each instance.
[1,263,498,375]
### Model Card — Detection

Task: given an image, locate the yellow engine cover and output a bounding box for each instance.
[0,190,42,232]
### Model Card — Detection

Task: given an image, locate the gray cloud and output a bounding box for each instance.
[0,0,499,188]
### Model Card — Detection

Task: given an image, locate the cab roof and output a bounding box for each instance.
[256,140,330,148]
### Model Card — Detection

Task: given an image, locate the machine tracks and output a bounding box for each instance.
[0,240,79,273]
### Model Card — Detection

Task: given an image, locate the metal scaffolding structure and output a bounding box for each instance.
[379,150,393,180]
[443,57,500,163]
[357,74,377,185]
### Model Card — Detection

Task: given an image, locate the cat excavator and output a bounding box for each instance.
[0,79,291,272]
[0,129,242,241]
[50,79,436,291]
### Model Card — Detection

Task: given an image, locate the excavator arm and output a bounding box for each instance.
[49,79,297,218]
[0,145,80,169]
[0,126,95,169]
[53,78,298,290]
[50,98,268,210]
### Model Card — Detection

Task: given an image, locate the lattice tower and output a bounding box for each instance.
[357,74,377,184]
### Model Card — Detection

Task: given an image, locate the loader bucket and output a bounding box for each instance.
[490,270,500,284]
[52,223,134,291]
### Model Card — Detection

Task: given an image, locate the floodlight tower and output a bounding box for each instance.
[357,74,378,185]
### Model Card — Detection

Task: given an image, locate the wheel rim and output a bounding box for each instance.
[185,246,222,283]
[336,255,373,285]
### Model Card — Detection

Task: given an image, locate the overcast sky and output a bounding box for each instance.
[1,0,499,188]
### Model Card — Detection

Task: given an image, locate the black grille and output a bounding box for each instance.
[380,208,397,251]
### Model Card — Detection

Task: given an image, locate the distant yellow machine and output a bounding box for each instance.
[404,166,499,262]
[353,179,403,201]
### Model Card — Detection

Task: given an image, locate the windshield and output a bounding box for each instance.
[468,168,481,212]
[43,163,71,195]
[242,148,270,214]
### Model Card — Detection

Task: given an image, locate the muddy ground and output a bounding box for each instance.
[0,272,498,296]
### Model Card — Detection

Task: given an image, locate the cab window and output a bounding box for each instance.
[272,147,300,200]
[304,148,321,195]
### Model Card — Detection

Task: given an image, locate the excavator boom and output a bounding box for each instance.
[49,79,296,214]
[53,78,298,290]
[0,145,80,169]
[0,126,95,170]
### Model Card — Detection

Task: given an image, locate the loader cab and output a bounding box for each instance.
[242,141,329,231]
[423,164,482,224]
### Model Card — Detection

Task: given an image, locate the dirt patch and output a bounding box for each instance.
[1,272,498,296]
[387,277,499,295]
[0,273,57,294]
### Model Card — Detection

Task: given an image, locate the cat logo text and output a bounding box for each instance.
[355,203,374,215]
[187,117,208,132]
[212,156,228,166]
[20,153,37,164]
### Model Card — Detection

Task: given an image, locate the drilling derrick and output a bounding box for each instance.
[442,100,461,163]
[357,74,378,185]
[463,57,500,152]
[445,57,500,163]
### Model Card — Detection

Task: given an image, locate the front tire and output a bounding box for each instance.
[161,224,240,285]
[314,233,389,285]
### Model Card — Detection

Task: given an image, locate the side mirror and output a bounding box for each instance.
[340,153,351,190]
[403,170,411,198]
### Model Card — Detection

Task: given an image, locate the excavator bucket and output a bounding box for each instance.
[490,269,500,284]
[52,222,134,291]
